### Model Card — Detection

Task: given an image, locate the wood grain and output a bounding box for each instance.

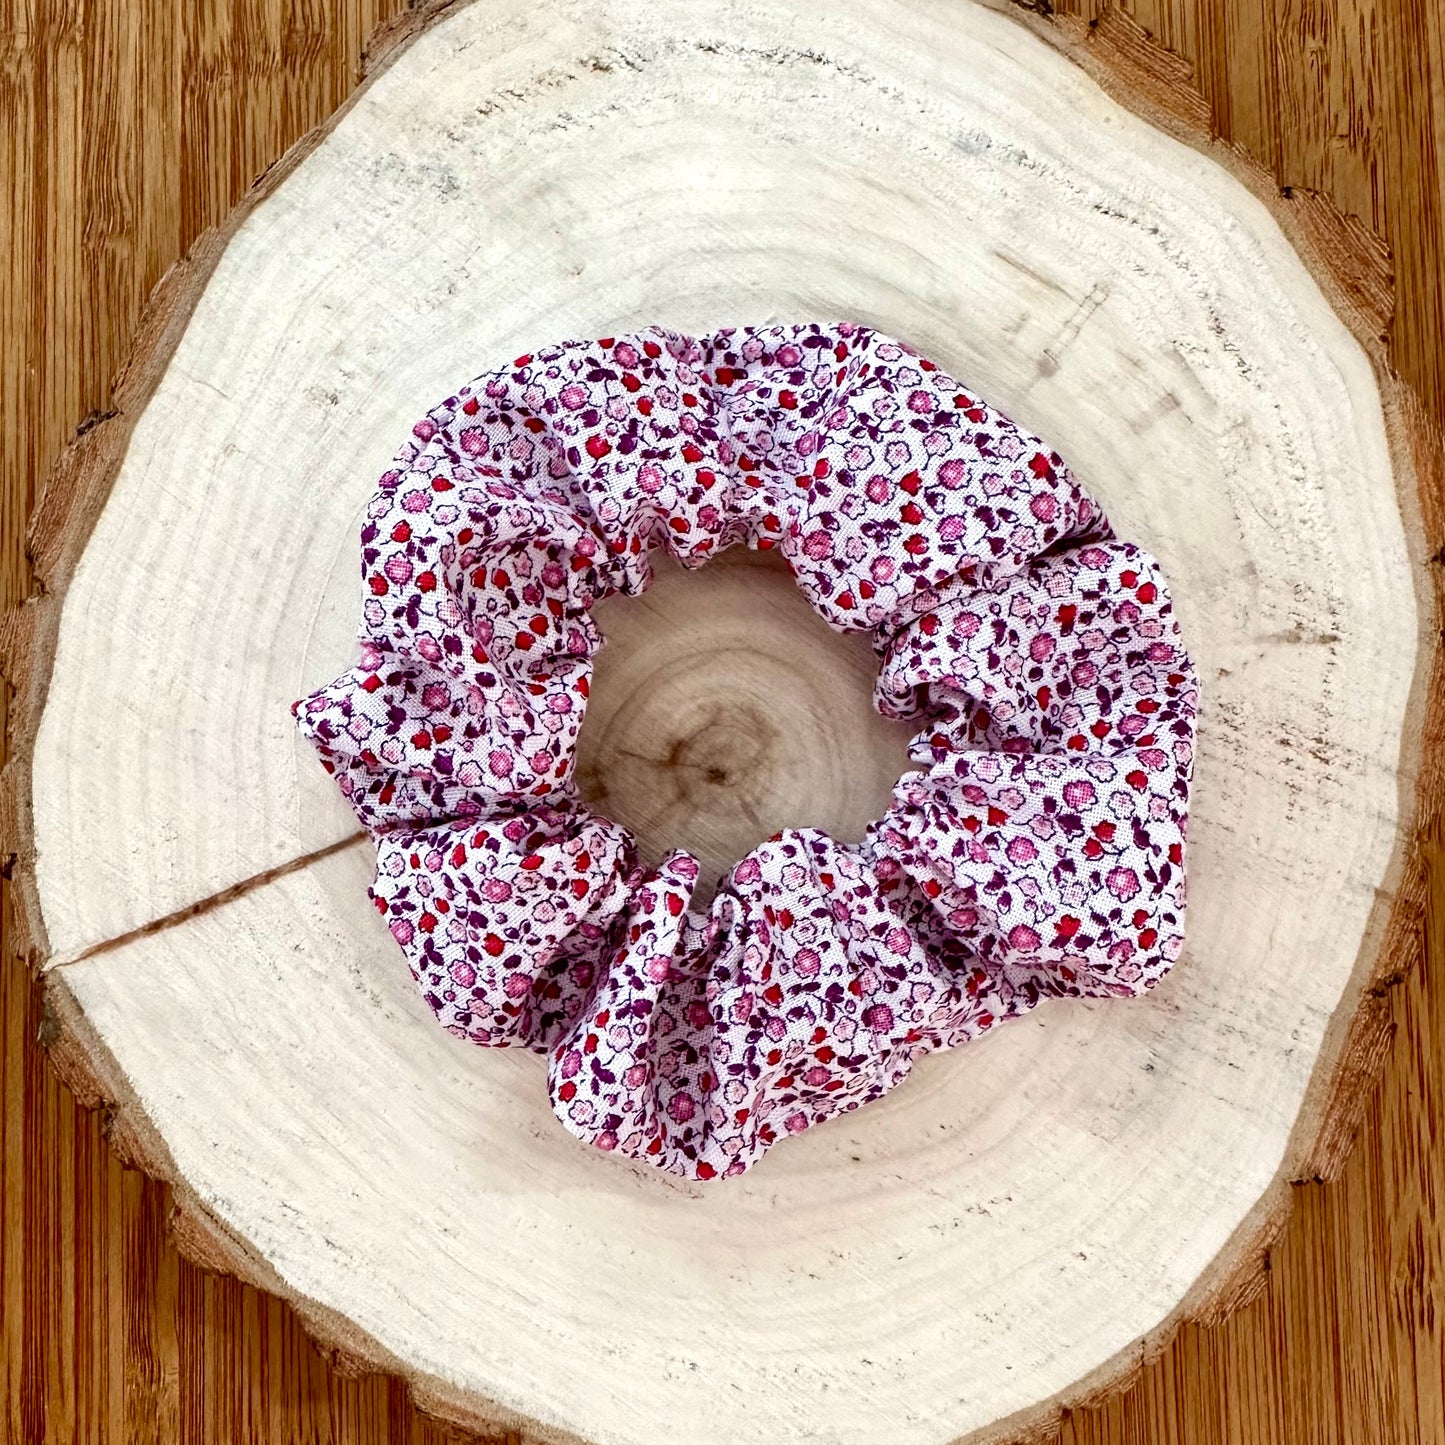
[1,3,1440,1444]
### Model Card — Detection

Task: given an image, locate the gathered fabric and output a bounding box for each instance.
[293,322,1198,1180]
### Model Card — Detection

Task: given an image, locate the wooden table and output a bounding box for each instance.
[2,2,1441,1441]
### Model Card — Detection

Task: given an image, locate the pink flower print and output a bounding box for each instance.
[1107,868,1142,902]
[970,752,1002,783]
[728,855,762,890]
[292,322,1197,1183]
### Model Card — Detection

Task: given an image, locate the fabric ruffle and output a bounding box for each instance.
[293,322,1198,1180]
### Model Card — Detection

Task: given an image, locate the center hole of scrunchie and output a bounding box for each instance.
[575,547,917,903]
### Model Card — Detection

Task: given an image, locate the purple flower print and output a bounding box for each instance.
[292,322,1199,1181]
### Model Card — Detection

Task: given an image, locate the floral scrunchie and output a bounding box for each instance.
[293,322,1198,1181]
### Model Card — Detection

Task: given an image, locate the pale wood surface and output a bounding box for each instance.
[1,3,1442,1444]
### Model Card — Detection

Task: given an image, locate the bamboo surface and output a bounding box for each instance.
[1,2,1442,1442]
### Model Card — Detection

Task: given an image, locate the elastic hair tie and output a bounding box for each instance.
[293,322,1199,1181]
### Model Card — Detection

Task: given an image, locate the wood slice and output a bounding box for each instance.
[577,549,916,903]
[4,0,1437,1441]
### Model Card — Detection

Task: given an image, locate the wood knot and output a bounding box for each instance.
[575,550,914,899]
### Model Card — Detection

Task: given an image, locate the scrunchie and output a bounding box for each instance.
[294,322,1198,1180]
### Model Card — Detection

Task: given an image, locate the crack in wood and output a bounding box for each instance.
[42,831,370,972]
